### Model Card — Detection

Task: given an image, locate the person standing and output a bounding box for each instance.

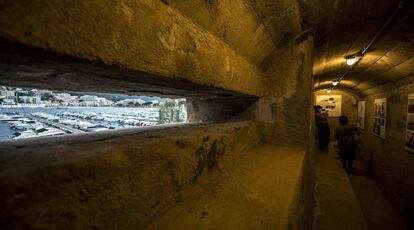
[334,115,359,174]
[314,105,330,151]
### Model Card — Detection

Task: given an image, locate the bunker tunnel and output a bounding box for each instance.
[0,0,413,229]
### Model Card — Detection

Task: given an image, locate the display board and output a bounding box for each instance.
[357,101,366,129]
[315,95,342,117]
[405,94,414,153]
[373,98,387,139]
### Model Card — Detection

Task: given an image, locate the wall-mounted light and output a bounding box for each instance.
[332,80,339,86]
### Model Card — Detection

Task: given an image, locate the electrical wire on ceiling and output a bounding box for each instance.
[329,0,406,91]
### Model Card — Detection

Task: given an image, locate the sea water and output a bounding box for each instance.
[0,107,160,140]
[0,122,13,140]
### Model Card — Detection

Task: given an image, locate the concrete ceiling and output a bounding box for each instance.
[311,0,414,95]
[168,0,414,95]
[167,0,303,70]
[0,0,413,97]
[0,0,305,97]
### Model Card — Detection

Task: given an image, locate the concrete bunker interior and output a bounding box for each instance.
[0,0,413,229]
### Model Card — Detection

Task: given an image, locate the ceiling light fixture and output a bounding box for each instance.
[332,80,339,86]
[345,56,360,66]
[327,89,332,93]
[329,1,405,91]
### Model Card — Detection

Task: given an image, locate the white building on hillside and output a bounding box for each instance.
[115,98,145,107]
[5,90,16,99]
[79,95,113,107]
[19,96,42,105]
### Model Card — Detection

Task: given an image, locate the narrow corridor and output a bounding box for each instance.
[1,0,414,229]
[314,144,408,230]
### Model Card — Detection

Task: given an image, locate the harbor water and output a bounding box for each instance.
[0,107,161,140]
[0,121,13,140]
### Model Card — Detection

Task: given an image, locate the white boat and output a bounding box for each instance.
[14,127,65,139]
[14,130,36,139]
[35,128,65,137]
[0,114,12,121]
[89,127,109,132]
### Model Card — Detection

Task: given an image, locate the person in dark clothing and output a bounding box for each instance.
[334,115,359,174]
[314,105,330,151]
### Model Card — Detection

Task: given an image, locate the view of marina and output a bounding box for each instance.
[0,85,187,140]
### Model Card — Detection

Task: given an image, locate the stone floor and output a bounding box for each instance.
[349,162,407,230]
[314,143,407,230]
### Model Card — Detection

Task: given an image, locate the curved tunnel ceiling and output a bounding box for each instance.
[0,0,412,98]
[312,0,414,95]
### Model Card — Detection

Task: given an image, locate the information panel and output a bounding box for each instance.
[315,95,342,117]
[357,101,366,130]
[405,94,414,153]
[373,98,387,139]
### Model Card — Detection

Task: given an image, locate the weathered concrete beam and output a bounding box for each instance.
[0,39,258,101]
[0,0,265,96]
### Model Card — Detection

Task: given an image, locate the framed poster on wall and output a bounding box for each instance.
[405,94,414,153]
[315,95,342,117]
[373,98,387,139]
[357,101,366,129]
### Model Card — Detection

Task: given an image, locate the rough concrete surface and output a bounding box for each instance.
[168,0,276,67]
[146,144,306,230]
[254,36,314,147]
[0,122,261,229]
[186,97,258,122]
[0,1,318,229]
[0,0,265,96]
[0,0,315,149]
[0,39,259,100]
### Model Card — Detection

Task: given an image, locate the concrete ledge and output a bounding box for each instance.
[146,144,306,230]
[0,122,260,229]
[0,122,211,154]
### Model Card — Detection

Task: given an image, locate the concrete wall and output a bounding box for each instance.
[0,122,261,229]
[0,1,317,229]
[0,0,314,146]
[0,0,315,144]
[0,122,314,230]
[249,34,316,229]
[357,84,414,227]
[252,35,315,147]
